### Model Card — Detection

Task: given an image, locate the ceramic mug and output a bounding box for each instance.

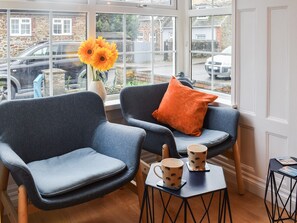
[153,158,184,189]
[187,144,208,170]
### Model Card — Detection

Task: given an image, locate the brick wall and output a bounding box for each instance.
[0,13,86,58]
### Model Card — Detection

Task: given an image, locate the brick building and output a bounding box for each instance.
[0,11,86,58]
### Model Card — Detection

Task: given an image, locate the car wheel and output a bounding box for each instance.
[208,73,217,79]
[0,81,16,102]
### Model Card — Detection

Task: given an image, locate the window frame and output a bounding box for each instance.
[96,0,177,10]
[188,2,233,101]
[52,18,72,36]
[10,18,32,36]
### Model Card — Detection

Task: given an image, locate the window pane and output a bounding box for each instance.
[96,13,124,53]
[192,15,231,53]
[97,0,172,6]
[192,0,231,9]
[130,15,151,52]
[191,16,212,52]
[213,0,232,8]
[192,0,212,9]
[214,15,232,52]
[126,53,152,86]
[0,59,8,103]
[154,16,175,52]
[154,53,174,83]
[0,11,7,59]
[52,12,87,94]
[107,55,124,95]
[10,11,49,57]
[192,52,231,94]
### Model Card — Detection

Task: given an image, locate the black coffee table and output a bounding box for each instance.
[139,158,232,223]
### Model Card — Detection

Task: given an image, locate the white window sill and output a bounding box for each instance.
[104,97,233,112]
[105,99,121,111]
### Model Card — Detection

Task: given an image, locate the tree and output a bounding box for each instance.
[96,14,139,40]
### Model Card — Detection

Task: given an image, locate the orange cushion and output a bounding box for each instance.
[152,77,218,136]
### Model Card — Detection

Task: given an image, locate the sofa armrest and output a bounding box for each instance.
[204,106,240,140]
[91,122,146,169]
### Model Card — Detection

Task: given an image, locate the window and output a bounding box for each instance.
[1,10,87,103]
[96,14,176,96]
[53,18,72,35]
[10,18,31,36]
[190,1,232,96]
[1,1,177,103]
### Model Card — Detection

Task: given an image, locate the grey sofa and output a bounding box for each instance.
[0,92,146,222]
[120,81,244,194]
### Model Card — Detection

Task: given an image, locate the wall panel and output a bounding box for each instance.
[238,9,256,115]
[267,6,289,123]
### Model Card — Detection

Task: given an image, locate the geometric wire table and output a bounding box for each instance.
[139,158,232,223]
[264,158,297,222]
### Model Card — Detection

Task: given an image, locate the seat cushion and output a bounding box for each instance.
[152,76,217,136]
[27,147,126,197]
[173,129,229,154]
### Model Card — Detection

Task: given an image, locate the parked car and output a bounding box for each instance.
[204,46,231,78]
[0,41,86,100]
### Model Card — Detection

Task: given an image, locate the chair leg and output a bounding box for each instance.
[233,141,245,195]
[0,163,9,223]
[135,165,145,208]
[162,144,170,159]
[18,185,28,223]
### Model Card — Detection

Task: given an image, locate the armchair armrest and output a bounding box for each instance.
[0,142,30,176]
[0,142,41,200]
[126,118,180,158]
[91,122,146,169]
[204,106,240,140]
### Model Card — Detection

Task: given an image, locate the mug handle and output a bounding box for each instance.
[153,165,163,180]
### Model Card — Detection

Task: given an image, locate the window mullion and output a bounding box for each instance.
[123,14,127,87]
[49,11,53,97]
[151,16,154,84]
[7,10,11,100]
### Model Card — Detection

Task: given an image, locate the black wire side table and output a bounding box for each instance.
[264,158,297,222]
[139,158,232,223]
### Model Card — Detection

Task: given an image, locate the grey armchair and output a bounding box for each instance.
[0,92,146,222]
[120,81,244,194]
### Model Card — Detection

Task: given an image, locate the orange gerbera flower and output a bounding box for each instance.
[77,38,97,64]
[91,48,113,71]
[96,36,109,48]
[108,42,119,63]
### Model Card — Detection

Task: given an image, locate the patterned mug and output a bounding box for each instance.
[187,144,208,170]
[153,158,184,189]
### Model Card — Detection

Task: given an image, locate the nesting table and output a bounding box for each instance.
[264,158,297,222]
[139,158,232,223]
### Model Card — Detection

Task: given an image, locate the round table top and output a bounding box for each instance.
[145,158,227,199]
